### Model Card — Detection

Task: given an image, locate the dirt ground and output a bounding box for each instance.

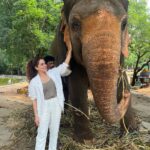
[132,88,150,123]
[0,82,31,148]
[0,82,150,149]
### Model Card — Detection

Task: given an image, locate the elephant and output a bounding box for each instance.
[52,0,139,142]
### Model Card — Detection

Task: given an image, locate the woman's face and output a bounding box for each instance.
[35,59,47,73]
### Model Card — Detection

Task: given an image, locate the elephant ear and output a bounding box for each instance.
[119,0,129,57]
[63,0,80,22]
[122,28,130,58]
[119,0,129,11]
[60,8,72,51]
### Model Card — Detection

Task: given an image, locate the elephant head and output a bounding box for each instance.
[59,0,130,123]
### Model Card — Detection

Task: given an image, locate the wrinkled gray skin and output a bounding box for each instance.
[52,0,138,142]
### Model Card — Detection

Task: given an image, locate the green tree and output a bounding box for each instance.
[0,0,62,74]
[10,0,62,58]
[126,0,150,85]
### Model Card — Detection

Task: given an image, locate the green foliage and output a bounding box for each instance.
[11,0,62,57]
[0,49,8,74]
[1,0,150,75]
[126,0,150,68]
[126,0,150,85]
[0,0,62,74]
[0,78,22,85]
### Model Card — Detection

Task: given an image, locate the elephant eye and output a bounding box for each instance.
[121,18,127,31]
[71,20,81,32]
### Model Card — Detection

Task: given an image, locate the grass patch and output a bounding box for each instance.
[0,78,22,86]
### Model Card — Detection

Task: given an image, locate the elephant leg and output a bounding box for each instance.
[64,86,69,110]
[120,98,139,135]
[62,77,69,111]
[69,65,93,142]
[117,72,139,135]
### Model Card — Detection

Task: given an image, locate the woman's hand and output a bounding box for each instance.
[64,37,72,65]
[64,47,72,65]
[66,38,72,51]
[64,26,72,51]
[34,115,40,127]
[66,45,72,57]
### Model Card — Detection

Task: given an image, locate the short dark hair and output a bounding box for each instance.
[44,55,55,64]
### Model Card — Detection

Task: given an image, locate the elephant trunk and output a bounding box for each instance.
[82,32,130,124]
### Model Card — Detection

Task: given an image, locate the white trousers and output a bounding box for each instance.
[35,97,61,150]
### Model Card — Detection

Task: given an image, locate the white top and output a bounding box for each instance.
[28,63,71,117]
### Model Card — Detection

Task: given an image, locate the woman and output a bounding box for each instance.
[26,49,72,150]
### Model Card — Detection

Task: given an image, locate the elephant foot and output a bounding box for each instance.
[73,127,94,143]
[119,114,140,137]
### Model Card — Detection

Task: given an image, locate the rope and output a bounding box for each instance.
[64,102,90,120]
[118,67,130,135]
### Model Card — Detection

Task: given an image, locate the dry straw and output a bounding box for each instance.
[1,100,150,150]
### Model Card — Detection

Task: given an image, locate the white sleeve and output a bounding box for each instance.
[56,62,72,77]
[28,81,37,101]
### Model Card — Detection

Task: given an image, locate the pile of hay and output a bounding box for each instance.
[2,101,150,150]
